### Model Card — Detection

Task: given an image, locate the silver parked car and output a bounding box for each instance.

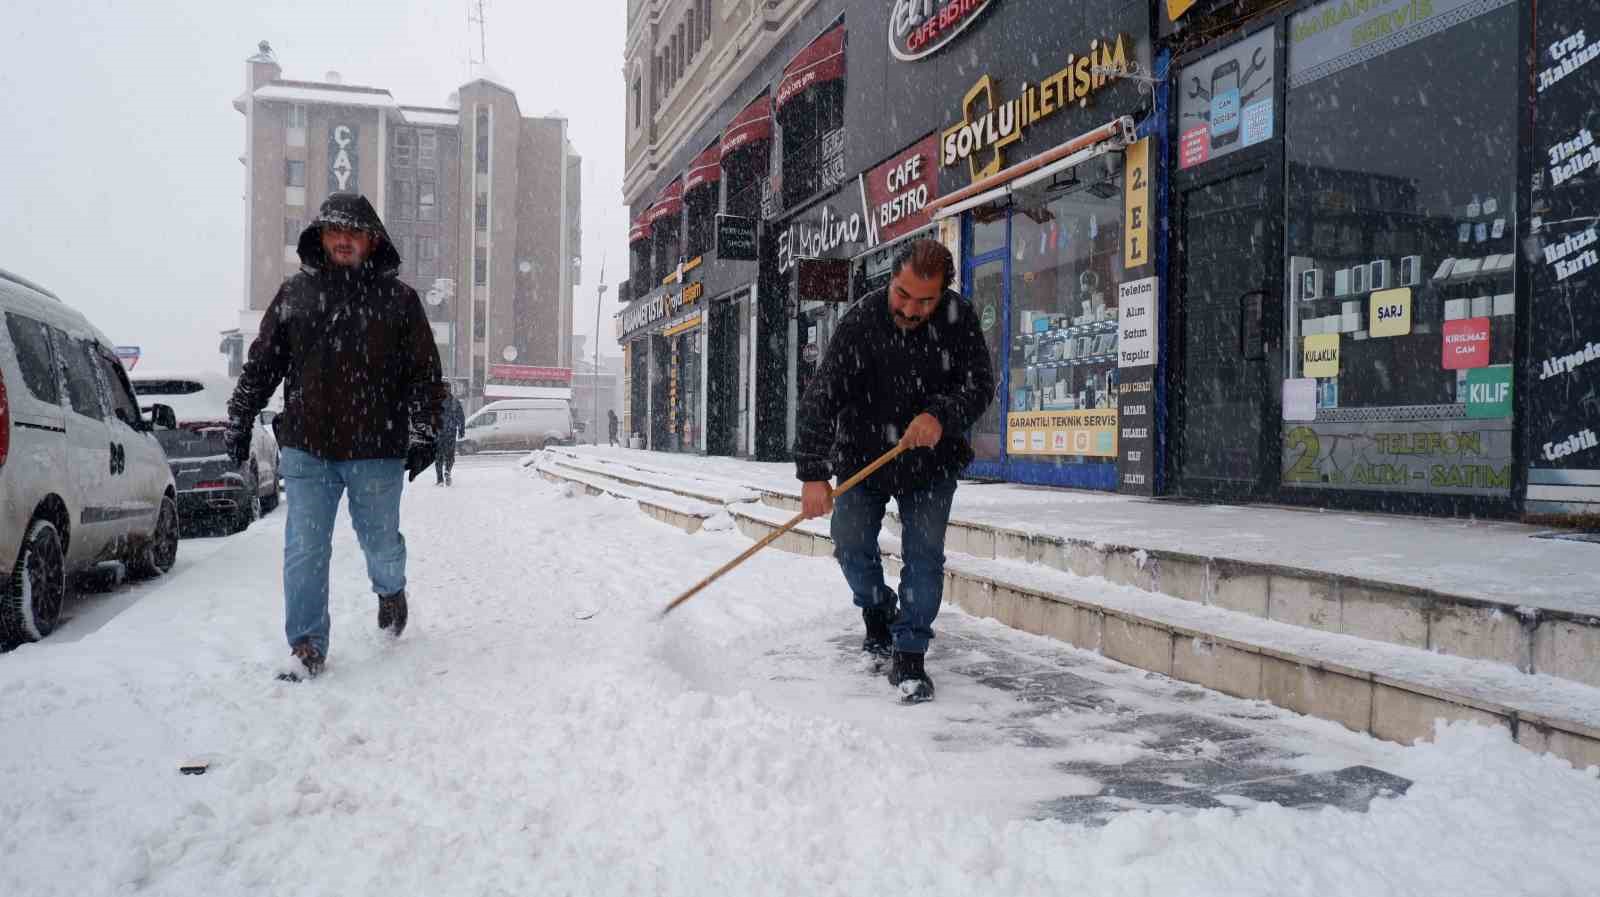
[0,268,179,645]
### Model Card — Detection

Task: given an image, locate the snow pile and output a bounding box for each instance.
[0,464,1595,896]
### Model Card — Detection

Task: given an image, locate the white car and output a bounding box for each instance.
[0,268,179,644]
[130,370,280,536]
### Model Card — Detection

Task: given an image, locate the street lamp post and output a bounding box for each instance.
[593,279,608,445]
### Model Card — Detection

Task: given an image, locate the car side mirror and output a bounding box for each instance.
[150,404,178,430]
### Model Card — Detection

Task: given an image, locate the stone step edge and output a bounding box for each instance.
[721,502,1600,770]
[543,448,786,506]
[533,461,717,534]
[554,455,1599,686]
[539,452,762,507]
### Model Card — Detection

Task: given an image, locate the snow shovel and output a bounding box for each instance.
[657,441,909,618]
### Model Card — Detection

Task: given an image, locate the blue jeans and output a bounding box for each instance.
[830,476,958,654]
[280,448,408,655]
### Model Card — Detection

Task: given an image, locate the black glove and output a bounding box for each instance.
[405,416,437,482]
[223,421,251,465]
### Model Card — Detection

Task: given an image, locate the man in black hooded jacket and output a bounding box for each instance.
[795,239,994,702]
[226,193,445,678]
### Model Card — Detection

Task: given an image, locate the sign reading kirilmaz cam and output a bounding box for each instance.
[328,124,359,192]
[890,0,1002,62]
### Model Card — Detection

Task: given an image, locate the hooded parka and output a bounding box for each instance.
[229,193,445,461]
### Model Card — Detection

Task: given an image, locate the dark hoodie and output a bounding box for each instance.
[228,193,445,461]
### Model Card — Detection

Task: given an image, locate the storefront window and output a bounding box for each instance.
[780,82,844,209]
[1283,0,1518,497]
[685,187,715,258]
[1006,176,1126,466]
[652,217,681,284]
[724,147,766,219]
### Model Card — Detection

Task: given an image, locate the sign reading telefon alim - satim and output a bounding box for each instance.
[1527,0,1600,510]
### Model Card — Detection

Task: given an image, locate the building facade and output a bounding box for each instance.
[616,1,1600,522]
[225,42,580,412]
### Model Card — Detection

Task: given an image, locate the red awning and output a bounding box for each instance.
[629,215,651,243]
[646,178,684,224]
[720,95,773,159]
[776,24,845,110]
[684,146,723,194]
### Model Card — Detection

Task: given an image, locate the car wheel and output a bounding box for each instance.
[259,466,280,513]
[458,439,479,455]
[2,519,67,644]
[232,474,260,534]
[130,496,179,579]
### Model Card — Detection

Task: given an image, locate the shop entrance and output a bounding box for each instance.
[706,297,741,456]
[1171,164,1280,496]
[649,335,671,450]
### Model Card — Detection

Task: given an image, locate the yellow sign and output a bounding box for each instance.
[1369,287,1412,338]
[1303,333,1341,378]
[683,281,704,304]
[1123,138,1150,269]
[1167,0,1202,19]
[941,34,1131,183]
[663,313,702,337]
[1006,410,1118,457]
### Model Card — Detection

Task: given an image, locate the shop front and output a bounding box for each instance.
[617,279,708,453]
[903,15,1156,491]
[1160,0,1594,518]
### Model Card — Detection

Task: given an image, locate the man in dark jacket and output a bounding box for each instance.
[795,239,994,703]
[226,193,446,679]
[436,390,466,485]
[607,409,620,447]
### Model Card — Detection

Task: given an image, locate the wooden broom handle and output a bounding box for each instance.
[657,441,909,618]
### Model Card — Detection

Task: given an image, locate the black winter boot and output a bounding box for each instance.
[887,650,934,703]
[378,590,408,637]
[861,599,896,659]
[282,640,324,680]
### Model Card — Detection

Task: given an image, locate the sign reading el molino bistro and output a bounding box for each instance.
[890,0,1001,62]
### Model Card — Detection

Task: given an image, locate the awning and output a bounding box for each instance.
[684,145,723,194]
[646,179,684,225]
[629,216,652,243]
[776,24,845,110]
[927,116,1137,220]
[720,95,772,159]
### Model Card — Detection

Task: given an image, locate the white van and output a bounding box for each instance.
[0,268,180,644]
[458,399,576,453]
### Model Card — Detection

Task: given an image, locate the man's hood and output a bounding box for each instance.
[296,192,403,274]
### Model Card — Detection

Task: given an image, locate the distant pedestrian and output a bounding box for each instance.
[608,409,620,447]
[437,391,466,485]
[795,239,993,703]
[226,192,446,680]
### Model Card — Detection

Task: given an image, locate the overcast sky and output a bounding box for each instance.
[0,0,628,372]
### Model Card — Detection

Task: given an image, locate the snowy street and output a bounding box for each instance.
[2,454,1598,896]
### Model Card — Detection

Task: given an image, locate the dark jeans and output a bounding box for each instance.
[434,438,457,482]
[829,476,958,654]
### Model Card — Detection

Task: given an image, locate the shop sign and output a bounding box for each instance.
[859,134,942,246]
[777,198,866,274]
[1117,277,1158,368]
[1442,317,1490,370]
[1526,0,1600,506]
[1289,0,1502,87]
[1283,420,1513,495]
[1369,287,1412,337]
[941,34,1131,183]
[1177,27,1275,170]
[1465,366,1513,419]
[488,364,572,383]
[1168,0,1203,19]
[980,304,996,332]
[890,0,1000,62]
[1302,333,1340,378]
[716,214,759,261]
[1006,410,1117,457]
[621,294,669,334]
[328,123,359,192]
[1123,139,1151,269]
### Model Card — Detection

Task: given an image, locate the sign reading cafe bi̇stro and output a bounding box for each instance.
[941,34,1132,182]
[889,0,1002,62]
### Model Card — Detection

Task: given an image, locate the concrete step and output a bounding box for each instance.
[717,501,1600,770]
[531,455,720,534]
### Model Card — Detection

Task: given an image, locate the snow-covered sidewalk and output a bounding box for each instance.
[1,456,1596,896]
